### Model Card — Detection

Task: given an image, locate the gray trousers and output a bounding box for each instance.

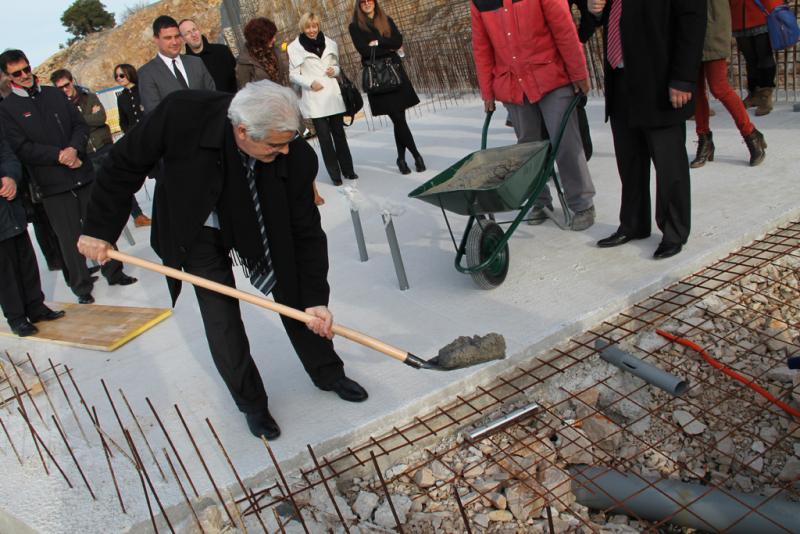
[505,85,595,212]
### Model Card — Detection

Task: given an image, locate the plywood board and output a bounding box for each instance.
[0,302,171,352]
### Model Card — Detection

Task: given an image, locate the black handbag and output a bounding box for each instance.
[361,47,402,95]
[338,71,364,126]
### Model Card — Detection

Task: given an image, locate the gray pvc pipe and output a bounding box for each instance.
[572,466,800,533]
[382,213,409,290]
[595,340,688,396]
[350,208,369,262]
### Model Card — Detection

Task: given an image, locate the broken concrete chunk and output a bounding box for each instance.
[353,491,379,520]
[672,410,706,435]
[413,467,435,488]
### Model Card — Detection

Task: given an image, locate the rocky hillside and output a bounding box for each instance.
[34,0,222,92]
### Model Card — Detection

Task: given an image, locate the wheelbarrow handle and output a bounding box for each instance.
[481,109,494,151]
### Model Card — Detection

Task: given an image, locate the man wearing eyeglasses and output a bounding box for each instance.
[0,49,137,304]
[77,80,369,440]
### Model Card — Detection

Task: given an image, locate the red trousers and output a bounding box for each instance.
[695,59,754,137]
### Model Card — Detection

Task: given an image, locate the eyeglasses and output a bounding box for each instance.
[56,81,72,90]
[115,72,127,80]
[8,65,32,78]
[265,131,301,149]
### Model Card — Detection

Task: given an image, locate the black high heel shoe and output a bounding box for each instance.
[396,158,411,175]
[413,154,426,172]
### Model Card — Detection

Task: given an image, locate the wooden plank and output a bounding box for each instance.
[0,303,171,352]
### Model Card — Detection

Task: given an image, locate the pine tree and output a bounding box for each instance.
[61,0,115,41]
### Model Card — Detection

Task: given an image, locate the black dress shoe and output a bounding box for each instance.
[319,376,368,402]
[11,321,38,337]
[29,309,66,323]
[245,410,281,440]
[108,274,137,286]
[345,173,359,180]
[78,294,95,304]
[597,230,649,248]
[397,158,411,175]
[653,242,682,259]
[332,177,343,186]
[413,154,426,172]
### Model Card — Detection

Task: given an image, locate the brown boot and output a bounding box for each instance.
[743,128,767,166]
[690,132,714,168]
[743,89,759,108]
[755,87,773,116]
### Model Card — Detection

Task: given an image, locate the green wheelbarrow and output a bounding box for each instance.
[408,93,583,289]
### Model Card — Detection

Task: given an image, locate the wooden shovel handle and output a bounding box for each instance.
[106,249,410,362]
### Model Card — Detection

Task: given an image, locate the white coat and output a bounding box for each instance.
[288,36,346,119]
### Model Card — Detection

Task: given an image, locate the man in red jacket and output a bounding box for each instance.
[471,0,596,231]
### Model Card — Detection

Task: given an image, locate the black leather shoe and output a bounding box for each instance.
[653,242,682,259]
[332,177,343,186]
[413,154,426,172]
[345,173,359,180]
[11,321,38,337]
[597,230,649,248]
[109,274,138,286]
[245,410,281,440]
[319,376,368,402]
[397,158,411,175]
[30,308,66,323]
[78,294,95,304]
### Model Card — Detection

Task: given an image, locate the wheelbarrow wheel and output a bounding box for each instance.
[465,221,509,289]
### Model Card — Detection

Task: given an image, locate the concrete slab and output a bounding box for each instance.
[1,96,798,532]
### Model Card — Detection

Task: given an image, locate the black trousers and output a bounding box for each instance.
[311,114,355,183]
[609,69,691,245]
[387,111,420,160]
[736,33,777,91]
[41,185,123,297]
[183,228,345,414]
[0,231,48,327]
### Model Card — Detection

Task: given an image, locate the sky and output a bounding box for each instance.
[5,0,140,67]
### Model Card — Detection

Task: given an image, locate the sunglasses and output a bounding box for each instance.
[265,131,301,148]
[115,72,127,80]
[8,65,32,78]
[56,81,72,90]
[360,0,374,4]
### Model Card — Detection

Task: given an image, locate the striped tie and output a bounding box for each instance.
[243,157,276,296]
[606,0,624,69]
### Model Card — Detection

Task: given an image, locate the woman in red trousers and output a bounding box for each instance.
[691,0,767,168]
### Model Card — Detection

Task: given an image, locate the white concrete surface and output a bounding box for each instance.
[1,96,798,532]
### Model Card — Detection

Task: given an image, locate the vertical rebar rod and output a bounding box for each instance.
[0,416,22,465]
[273,507,288,534]
[163,448,204,534]
[13,385,48,474]
[93,406,126,514]
[119,388,167,481]
[7,352,46,425]
[128,430,158,533]
[350,208,369,262]
[206,418,269,533]
[48,358,88,444]
[19,407,69,486]
[146,397,199,497]
[260,436,309,534]
[369,451,404,533]
[124,428,175,533]
[174,404,237,526]
[452,485,473,534]
[52,414,96,499]
[26,353,65,432]
[306,444,350,533]
[381,213,409,290]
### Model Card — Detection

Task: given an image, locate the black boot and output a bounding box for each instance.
[744,128,767,167]
[412,153,426,172]
[690,132,714,169]
[396,158,411,175]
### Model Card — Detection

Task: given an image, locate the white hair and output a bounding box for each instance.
[227,80,301,140]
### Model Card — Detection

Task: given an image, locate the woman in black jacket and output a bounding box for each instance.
[349,0,424,175]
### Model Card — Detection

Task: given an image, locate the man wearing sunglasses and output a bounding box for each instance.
[0,49,137,304]
[77,80,368,440]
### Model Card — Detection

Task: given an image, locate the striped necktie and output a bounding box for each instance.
[606,0,624,69]
[243,156,276,296]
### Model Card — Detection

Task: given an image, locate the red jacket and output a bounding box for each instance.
[729,0,783,32]
[471,0,588,105]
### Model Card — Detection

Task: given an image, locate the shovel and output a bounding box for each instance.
[106,250,505,371]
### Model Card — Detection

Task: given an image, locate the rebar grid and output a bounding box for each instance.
[236,221,800,532]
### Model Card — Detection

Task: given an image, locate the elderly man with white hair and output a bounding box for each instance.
[78,81,368,440]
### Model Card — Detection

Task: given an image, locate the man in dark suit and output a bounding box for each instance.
[137,15,216,113]
[77,81,368,440]
[179,18,237,93]
[587,0,707,259]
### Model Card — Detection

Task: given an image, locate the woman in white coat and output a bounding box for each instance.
[288,13,357,186]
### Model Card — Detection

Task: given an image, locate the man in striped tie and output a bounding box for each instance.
[77,81,368,440]
[588,0,707,259]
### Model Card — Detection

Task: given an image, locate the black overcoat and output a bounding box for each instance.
[348,17,420,116]
[584,0,707,128]
[83,90,331,309]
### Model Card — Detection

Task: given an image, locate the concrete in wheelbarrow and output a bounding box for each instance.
[0,96,798,532]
